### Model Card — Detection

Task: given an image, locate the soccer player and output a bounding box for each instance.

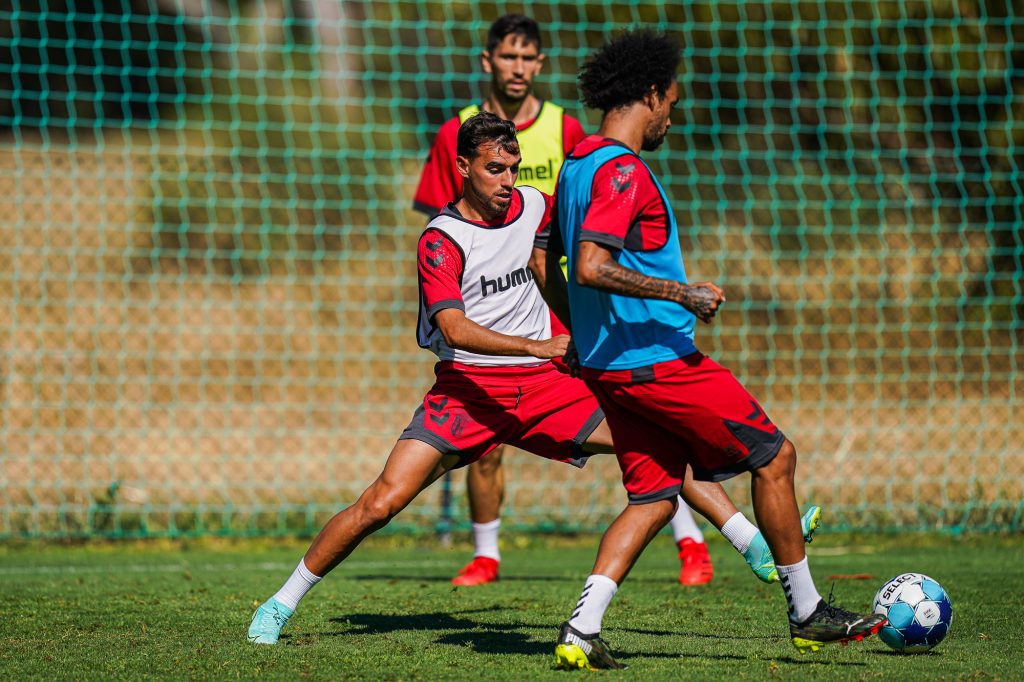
[247,113,606,644]
[542,31,885,669]
[412,13,769,587]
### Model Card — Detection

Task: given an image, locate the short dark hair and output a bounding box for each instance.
[579,30,680,113]
[486,14,542,53]
[457,111,520,160]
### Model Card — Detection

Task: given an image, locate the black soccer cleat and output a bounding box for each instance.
[789,598,887,653]
[554,621,627,670]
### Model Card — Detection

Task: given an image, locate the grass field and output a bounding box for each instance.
[1,533,1021,680]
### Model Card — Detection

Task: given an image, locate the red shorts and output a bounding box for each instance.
[582,353,785,504]
[400,361,604,468]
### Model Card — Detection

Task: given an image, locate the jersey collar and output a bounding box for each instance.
[441,188,525,228]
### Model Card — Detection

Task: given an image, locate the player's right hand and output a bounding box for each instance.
[528,334,571,359]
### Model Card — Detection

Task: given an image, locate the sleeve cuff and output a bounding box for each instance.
[579,229,624,250]
[425,299,465,320]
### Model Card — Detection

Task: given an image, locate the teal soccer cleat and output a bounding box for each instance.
[744,505,823,583]
[247,597,293,645]
[800,504,822,544]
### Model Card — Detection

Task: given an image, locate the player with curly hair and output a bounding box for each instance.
[544,31,885,669]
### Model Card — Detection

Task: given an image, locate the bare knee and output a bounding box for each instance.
[755,439,797,482]
[777,439,797,475]
[357,485,407,529]
[660,498,678,525]
[472,448,504,476]
[639,497,677,527]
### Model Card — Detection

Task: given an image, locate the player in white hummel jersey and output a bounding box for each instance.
[246,113,619,645]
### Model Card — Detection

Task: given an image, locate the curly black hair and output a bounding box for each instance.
[578,30,680,113]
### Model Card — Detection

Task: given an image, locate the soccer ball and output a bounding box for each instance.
[872,573,953,653]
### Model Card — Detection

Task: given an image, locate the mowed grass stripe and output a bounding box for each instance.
[0,559,452,577]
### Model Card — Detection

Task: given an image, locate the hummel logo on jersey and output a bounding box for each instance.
[480,267,534,297]
[611,161,635,193]
[427,254,443,268]
[745,400,773,426]
[426,237,443,251]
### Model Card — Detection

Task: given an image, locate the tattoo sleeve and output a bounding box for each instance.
[591,259,718,320]
[592,259,686,303]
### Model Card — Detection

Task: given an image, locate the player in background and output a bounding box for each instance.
[541,32,884,670]
[411,13,780,588]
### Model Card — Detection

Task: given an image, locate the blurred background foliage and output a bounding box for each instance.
[1,1,1021,536]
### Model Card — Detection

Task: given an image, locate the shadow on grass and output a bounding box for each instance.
[769,655,868,667]
[343,573,708,585]
[871,649,943,657]
[321,608,868,666]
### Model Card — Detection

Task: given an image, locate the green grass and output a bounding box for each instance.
[1,533,1021,680]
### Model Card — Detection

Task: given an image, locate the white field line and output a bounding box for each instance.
[0,559,452,577]
[807,545,878,556]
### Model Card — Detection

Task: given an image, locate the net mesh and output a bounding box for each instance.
[1,1,1021,538]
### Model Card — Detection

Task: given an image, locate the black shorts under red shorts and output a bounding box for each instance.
[400,361,604,468]
[582,352,786,504]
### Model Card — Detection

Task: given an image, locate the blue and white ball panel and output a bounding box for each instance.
[879,625,905,649]
[885,601,916,629]
[915,601,942,627]
[927,621,950,647]
[920,578,946,601]
[899,582,927,608]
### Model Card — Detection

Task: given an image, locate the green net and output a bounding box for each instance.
[1,1,1021,538]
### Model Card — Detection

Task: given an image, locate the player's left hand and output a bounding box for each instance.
[680,282,726,323]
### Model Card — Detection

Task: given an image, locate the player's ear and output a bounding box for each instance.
[455,154,471,180]
[643,85,659,111]
[480,50,493,74]
[534,52,546,73]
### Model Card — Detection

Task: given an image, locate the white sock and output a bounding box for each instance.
[472,519,501,561]
[669,498,704,543]
[720,512,759,554]
[777,556,822,623]
[271,559,322,611]
[568,574,618,635]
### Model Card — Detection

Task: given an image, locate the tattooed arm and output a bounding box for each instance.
[575,241,726,323]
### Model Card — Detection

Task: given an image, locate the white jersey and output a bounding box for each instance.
[417,186,552,366]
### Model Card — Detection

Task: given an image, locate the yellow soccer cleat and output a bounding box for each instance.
[554,621,627,670]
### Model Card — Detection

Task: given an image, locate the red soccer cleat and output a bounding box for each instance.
[451,556,500,586]
[677,538,714,585]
